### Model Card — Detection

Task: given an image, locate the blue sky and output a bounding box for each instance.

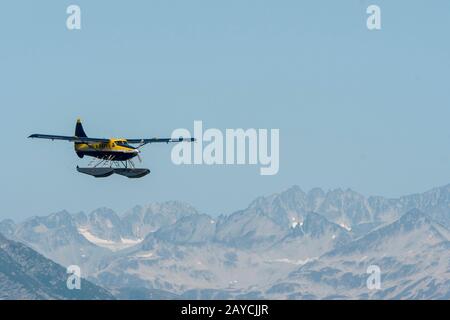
[1,1,450,220]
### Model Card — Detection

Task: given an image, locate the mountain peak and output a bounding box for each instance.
[285,185,303,193]
[89,207,117,217]
[149,214,216,245]
[307,187,325,198]
[292,212,351,239]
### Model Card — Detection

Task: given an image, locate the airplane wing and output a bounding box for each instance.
[126,137,196,145]
[29,134,195,145]
[28,134,110,143]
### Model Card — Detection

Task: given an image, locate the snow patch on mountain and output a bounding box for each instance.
[78,228,142,251]
[268,257,317,265]
[134,251,155,259]
[339,223,352,231]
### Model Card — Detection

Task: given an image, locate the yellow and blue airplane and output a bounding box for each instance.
[28,119,195,178]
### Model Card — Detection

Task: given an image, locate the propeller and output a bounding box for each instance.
[136,139,148,150]
[133,139,148,164]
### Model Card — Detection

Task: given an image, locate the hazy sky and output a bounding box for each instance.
[1,1,450,220]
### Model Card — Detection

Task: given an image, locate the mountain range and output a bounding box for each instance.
[1,185,449,299]
[0,233,114,299]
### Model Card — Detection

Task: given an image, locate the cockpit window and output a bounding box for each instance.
[117,141,132,148]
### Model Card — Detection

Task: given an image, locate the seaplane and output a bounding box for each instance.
[28,119,195,178]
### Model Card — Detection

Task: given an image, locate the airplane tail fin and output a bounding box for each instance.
[75,118,87,137]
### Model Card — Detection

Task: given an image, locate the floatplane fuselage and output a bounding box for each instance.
[29,119,195,178]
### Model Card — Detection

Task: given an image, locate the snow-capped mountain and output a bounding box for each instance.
[2,201,198,275]
[1,185,450,299]
[277,209,450,299]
